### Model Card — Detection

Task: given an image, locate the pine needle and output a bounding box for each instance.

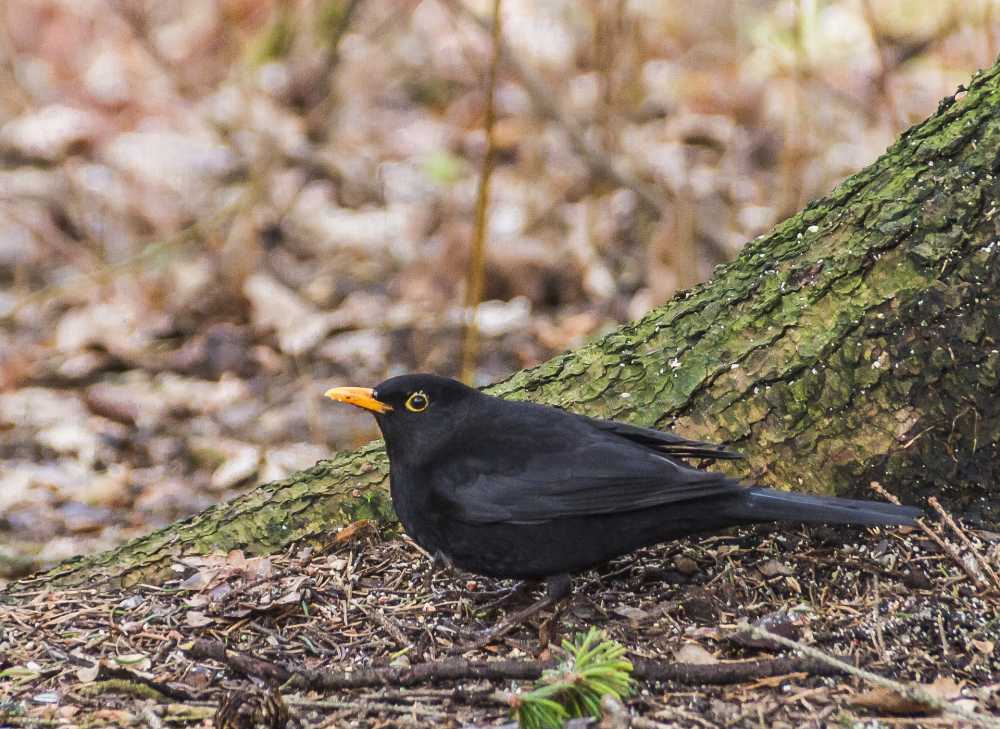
[510,628,634,729]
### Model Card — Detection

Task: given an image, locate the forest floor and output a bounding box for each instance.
[2,518,998,728]
[2,0,997,581]
[3,7,1000,727]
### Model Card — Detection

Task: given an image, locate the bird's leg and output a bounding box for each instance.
[475,579,532,610]
[544,573,572,602]
[456,573,572,651]
[422,551,455,593]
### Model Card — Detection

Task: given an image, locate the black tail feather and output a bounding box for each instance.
[726,487,920,527]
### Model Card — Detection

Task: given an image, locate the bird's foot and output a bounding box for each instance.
[450,574,571,653]
[537,600,565,648]
[452,598,555,653]
[473,580,532,610]
[420,551,456,593]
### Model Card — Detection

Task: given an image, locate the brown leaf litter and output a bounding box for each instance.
[1,519,998,728]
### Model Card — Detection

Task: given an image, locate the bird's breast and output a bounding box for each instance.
[388,466,448,555]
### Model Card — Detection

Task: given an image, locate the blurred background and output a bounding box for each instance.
[0,0,996,579]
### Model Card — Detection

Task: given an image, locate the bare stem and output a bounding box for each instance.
[743,624,1000,729]
[460,0,503,384]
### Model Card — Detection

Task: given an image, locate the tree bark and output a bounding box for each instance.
[12,63,1000,592]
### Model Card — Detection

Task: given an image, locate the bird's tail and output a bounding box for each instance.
[724,486,920,527]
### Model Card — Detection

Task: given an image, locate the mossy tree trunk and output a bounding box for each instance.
[12,63,1000,592]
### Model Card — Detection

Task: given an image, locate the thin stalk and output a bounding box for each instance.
[460,0,502,384]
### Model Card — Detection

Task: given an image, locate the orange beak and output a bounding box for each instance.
[324,386,393,414]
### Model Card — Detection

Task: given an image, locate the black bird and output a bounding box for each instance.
[326,374,919,640]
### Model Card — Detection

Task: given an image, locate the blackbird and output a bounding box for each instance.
[326,374,919,639]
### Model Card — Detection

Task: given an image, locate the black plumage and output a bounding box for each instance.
[326,374,919,635]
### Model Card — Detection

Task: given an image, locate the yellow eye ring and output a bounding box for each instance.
[405,391,429,412]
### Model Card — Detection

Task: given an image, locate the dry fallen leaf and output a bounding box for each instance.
[614,606,651,623]
[274,576,308,605]
[185,610,213,627]
[75,662,100,683]
[673,642,717,665]
[209,444,260,491]
[850,677,964,715]
[758,559,795,577]
[334,520,375,544]
[746,671,808,689]
[673,555,699,575]
[91,709,137,725]
[243,272,338,356]
[971,639,994,654]
[179,571,211,590]
[729,609,804,648]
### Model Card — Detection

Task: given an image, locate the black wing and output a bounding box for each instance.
[580,415,743,461]
[435,402,746,525]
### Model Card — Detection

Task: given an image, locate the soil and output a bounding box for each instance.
[2,518,998,728]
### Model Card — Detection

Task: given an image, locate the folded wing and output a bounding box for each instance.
[580,415,743,461]
[439,418,746,525]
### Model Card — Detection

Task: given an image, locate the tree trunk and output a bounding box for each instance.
[14,64,1000,591]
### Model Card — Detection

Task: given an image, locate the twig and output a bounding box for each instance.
[460,0,502,384]
[93,663,197,702]
[206,641,293,683]
[918,525,982,586]
[650,705,718,729]
[3,195,245,323]
[859,0,903,130]
[743,624,1000,729]
[357,603,410,648]
[927,496,1000,590]
[869,481,989,590]
[140,704,164,729]
[631,717,673,729]
[286,696,448,720]
[324,0,365,64]
[0,720,63,727]
[0,19,31,113]
[185,638,847,689]
[304,0,367,135]
[628,655,845,685]
[987,0,998,64]
[77,679,166,702]
[444,0,666,219]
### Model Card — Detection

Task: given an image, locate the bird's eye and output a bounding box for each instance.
[405,391,429,412]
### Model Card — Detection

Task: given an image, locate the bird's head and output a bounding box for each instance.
[325,374,480,463]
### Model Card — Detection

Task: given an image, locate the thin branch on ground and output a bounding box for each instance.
[743,624,1000,729]
[140,705,164,729]
[184,638,847,690]
[869,481,991,591]
[927,495,1000,591]
[286,696,450,720]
